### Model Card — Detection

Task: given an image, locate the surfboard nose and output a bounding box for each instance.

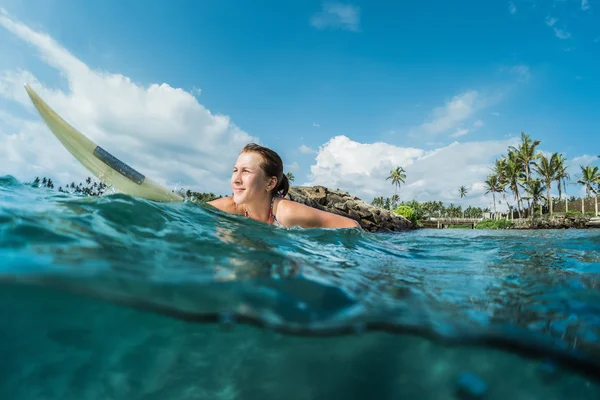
[24,83,35,98]
[24,83,45,111]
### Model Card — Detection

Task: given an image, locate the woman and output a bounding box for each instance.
[207,143,360,229]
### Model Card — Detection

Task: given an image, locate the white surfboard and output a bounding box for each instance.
[24,84,184,202]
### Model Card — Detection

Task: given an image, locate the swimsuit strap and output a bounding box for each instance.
[269,196,276,224]
[244,196,278,225]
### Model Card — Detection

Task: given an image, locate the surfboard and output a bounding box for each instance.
[24,84,184,202]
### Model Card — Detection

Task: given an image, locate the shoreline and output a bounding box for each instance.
[509,215,599,230]
[418,214,600,230]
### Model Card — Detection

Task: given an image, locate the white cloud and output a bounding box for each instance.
[190,86,202,96]
[509,2,517,14]
[0,11,257,194]
[304,135,518,207]
[582,0,590,11]
[310,2,360,32]
[415,90,484,136]
[572,154,599,165]
[510,64,531,82]
[312,122,320,128]
[299,144,317,154]
[285,161,300,172]
[491,112,500,116]
[554,28,571,39]
[450,128,469,138]
[545,17,571,39]
[545,17,558,27]
[447,120,482,139]
[426,141,445,147]
[537,149,555,160]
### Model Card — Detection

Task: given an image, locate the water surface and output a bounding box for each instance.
[1,175,599,399]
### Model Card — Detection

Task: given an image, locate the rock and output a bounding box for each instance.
[285,186,414,232]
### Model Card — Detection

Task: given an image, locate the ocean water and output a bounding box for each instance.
[1,174,599,400]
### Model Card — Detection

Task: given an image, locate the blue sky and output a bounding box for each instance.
[0,0,598,207]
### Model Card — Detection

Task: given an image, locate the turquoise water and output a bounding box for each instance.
[1,174,599,399]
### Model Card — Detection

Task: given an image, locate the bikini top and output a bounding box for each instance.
[244,196,281,227]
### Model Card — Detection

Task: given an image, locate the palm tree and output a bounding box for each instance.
[422,201,435,218]
[533,152,559,215]
[554,154,570,200]
[386,166,406,196]
[447,203,458,217]
[503,151,524,218]
[509,132,541,184]
[458,185,468,198]
[437,201,444,217]
[492,158,507,185]
[509,132,541,212]
[371,196,384,208]
[285,172,295,183]
[484,174,503,216]
[492,157,511,216]
[577,165,600,198]
[523,179,546,217]
[384,197,391,210]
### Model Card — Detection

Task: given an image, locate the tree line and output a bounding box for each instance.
[30,171,298,202]
[31,176,221,201]
[377,132,600,219]
[483,132,599,217]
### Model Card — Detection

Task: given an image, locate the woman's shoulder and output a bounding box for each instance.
[273,197,309,215]
[271,198,301,225]
[207,196,243,214]
[274,197,360,229]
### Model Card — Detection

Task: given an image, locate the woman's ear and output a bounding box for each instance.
[267,176,277,191]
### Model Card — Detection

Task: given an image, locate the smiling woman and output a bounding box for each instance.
[207,143,361,229]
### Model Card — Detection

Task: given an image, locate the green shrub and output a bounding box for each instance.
[393,205,418,225]
[397,200,426,221]
[565,210,583,217]
[564,210,598,217]
[475,219,513,229]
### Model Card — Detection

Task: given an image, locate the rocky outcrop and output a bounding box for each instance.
[510,214,594,229]
[285,186,414,232]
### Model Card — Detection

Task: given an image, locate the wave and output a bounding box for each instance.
[1,175,600,384]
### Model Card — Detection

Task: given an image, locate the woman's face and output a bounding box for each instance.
[231,151,273,204]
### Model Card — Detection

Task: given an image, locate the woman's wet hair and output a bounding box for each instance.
[241,143,289,198]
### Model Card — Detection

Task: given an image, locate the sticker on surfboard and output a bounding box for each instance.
[93,146,145,185]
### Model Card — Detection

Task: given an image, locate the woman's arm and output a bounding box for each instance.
[277,199,361,229]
